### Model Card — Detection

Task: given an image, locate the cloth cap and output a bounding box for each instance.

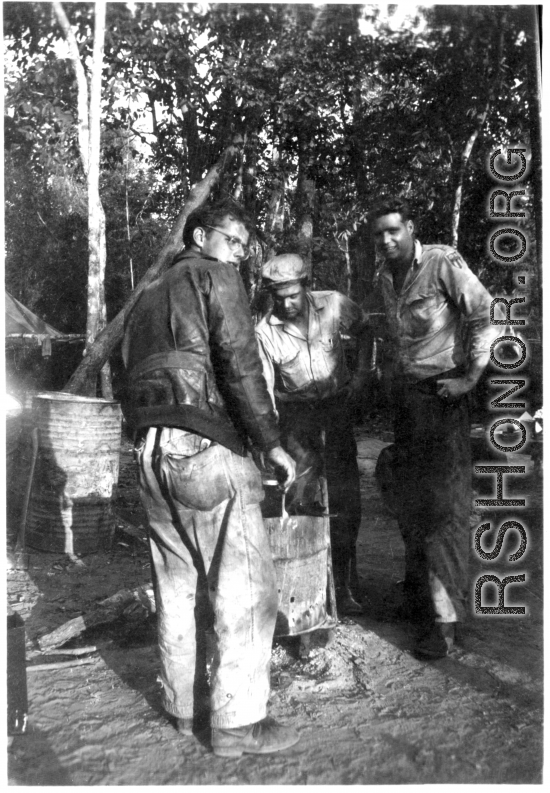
[261,254,310,287]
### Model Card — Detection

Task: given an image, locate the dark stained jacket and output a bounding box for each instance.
[122,250,280,455]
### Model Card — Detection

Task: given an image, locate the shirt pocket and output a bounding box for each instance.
[320,335,342,359]
[158,443,235,511]
[402,291,443,337]
[320,335,345,380]
[278,350,311,393]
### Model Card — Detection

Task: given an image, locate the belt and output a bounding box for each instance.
[397,366,465,395]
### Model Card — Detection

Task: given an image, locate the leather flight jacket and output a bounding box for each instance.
[122,250,280,455]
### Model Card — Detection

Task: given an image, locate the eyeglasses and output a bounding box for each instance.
[203,225,251,257]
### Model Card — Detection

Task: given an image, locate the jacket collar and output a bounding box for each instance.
[173,248,224,266]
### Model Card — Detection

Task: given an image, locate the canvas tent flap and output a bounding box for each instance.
[4,292,85,357]
[6,292,64,338]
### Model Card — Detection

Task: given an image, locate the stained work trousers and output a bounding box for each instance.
[278,396,362,589]
[137,427,278,729]
[391,373,472,625]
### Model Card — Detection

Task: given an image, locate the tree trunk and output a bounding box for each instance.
[55,0,111,398]
[336,232,352,297]
[63,143,242,395]
[86,0,106,349]
[296,135,315,273]
[297,177,315,271]
[451,20,504,248]
[182,105,203,190]
[53,3,90,175]
[243,129,258,219]
[350,224,376,304]
[88,1,111,398]
[124,127,135,291]
[265,122,285,247]
[232,134,245,202]
[450,104,489,248]
[265,177,285,260]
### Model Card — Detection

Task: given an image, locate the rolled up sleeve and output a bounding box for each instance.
[438,255,499,363]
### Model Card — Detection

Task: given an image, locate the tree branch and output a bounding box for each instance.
[63,142,242,395]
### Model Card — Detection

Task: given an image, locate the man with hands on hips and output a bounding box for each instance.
[369,196,498,659]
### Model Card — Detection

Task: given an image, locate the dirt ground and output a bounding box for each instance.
[7,422,543,785]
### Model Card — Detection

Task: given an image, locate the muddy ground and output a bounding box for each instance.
[7,423,543,785]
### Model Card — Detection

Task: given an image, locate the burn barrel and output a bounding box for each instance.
[264,513,335,636]
[25,392,122,555]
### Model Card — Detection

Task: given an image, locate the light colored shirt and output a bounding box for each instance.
[377,240,497,380]
[255,290,368,404]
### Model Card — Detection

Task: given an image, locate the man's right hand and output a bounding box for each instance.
[265,445,296,492]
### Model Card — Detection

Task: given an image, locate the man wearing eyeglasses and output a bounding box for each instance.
[122,200,299,757]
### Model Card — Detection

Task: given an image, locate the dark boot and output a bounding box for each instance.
[335,586,364,616]
[334,555,364,616]
[413,622,455,659]
[348,550,364,602]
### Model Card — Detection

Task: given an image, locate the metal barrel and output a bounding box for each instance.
[264,514,332,636]
[6,392,37,541]
[25,392,122,555]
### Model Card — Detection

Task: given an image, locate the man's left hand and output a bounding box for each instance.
[265,445,296,492]
[436,377,474,401]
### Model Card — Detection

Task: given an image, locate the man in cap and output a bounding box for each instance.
[255,253,373,616]
[369,195,498,659]
[122,200,300,757]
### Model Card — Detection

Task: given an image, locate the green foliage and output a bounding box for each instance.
[4,1,540,338]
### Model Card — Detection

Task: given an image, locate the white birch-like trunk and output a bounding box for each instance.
[297,177,315,276]
[55,1,111,396]
[87,1,112,397]
[53,3,90,175]
[451,107,488,249]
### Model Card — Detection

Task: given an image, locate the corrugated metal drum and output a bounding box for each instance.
[25,392,122,555]
[264,513,334,636]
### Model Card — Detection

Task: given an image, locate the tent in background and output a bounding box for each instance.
[5,292,85,397]
[5,292,83,357]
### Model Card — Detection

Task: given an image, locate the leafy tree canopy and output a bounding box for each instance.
[4,2,540,335]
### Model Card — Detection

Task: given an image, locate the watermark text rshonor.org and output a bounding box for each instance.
[473,146,531,616]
